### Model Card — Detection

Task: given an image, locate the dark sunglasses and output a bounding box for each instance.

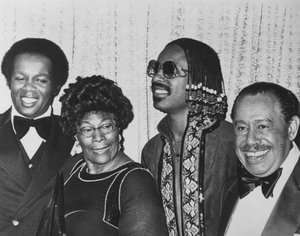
[147,60,189,79]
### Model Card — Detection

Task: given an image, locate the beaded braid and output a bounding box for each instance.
[161,38,228,236]
[167,38,227,125]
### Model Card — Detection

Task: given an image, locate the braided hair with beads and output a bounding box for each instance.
[167,38,227,125]
[161,38,228,236]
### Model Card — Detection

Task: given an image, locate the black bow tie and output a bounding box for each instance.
[238,165,282,199]
[14,116,52,140]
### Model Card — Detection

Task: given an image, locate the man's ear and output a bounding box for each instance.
[6,80,11,89]
[288,115,300,141]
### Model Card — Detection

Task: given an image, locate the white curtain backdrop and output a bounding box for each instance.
[1,0,300,161]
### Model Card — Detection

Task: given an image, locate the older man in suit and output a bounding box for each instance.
[218,82,300,236]
[0,38,75,236]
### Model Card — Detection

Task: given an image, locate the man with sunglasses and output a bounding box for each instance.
[141,38,237,236]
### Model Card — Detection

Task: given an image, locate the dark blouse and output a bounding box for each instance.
[64,159,168,236]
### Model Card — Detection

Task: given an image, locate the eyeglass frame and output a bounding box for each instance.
[147,60,189,79]
[77,122,117,138]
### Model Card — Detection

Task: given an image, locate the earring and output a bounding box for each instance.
[70,139,82,156]
[118,134,125,152]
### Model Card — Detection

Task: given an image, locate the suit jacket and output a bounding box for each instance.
[0,108,76,236]
[218,157,300,236]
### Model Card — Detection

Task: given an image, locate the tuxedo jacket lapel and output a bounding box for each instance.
[218,175,239,236]
[0,108,32,189]
[20,116,74,205]
[262,158,300,236]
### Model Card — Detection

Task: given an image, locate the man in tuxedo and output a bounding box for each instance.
[0,38,75,236]
[141,38,237,236]
[218,82,300,236]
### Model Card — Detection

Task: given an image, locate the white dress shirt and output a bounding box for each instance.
[11,106,52,159]
[225,142,300,236]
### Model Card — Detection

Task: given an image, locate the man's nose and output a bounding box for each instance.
[152,70,167,83]
[245,129,261,146]
[23,80,37,91]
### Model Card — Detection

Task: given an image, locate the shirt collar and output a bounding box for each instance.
[11,105,52,120]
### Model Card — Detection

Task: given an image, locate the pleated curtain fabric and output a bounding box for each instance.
[0,0,300,162]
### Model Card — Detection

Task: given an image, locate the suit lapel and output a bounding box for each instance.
[0,108,32,189]
[20,116,75,204]
[262,158,300,236]
[218,175,239,236]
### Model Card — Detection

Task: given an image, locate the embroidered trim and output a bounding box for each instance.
[161,140,178,236]
[160,117,208,236]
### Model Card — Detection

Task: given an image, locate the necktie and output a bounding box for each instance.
[238,165,282,199]
[14,116,52,140]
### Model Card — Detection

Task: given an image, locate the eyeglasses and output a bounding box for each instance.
[147,60,189,79]
[77,122,116,138]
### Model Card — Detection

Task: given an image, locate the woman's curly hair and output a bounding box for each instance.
[60,75,134,151]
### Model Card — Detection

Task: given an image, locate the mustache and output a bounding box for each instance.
[21,91,39,98]
[151,82,171,93]
[240,143,270,152]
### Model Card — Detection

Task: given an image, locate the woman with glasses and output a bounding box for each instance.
[59,75,168,236]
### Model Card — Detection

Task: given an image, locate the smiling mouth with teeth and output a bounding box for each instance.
[245,149,270,158]
[151,83,171,96]
[154,89,169,95]
[22,97,38,103]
